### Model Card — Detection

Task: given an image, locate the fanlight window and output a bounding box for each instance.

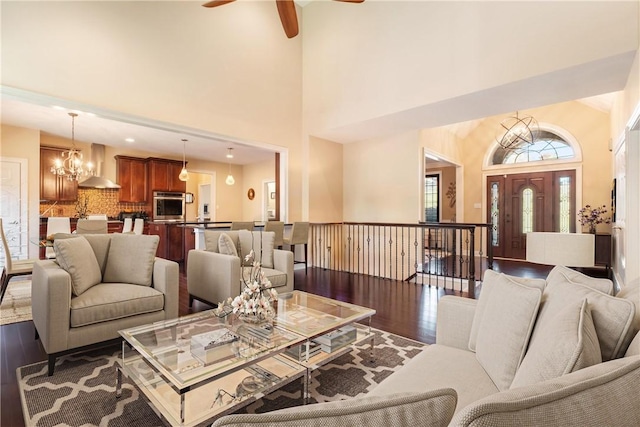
[492,130,575,165]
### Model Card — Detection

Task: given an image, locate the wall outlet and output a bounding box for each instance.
[474,203,482,209]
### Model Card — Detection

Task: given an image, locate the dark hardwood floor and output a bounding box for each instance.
[0,259,574,427]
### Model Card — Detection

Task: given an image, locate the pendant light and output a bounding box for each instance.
[179,138,189,182]
[496,111,539,151]
[225,147,235,186]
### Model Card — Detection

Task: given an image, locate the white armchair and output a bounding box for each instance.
[187,230,293,308]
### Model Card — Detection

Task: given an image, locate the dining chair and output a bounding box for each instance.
[45,217,71,259]
[283,222,309,274]
[0,218,37,302]
[230,222,255,231]
[121,217,133,233]
[75,219,108,234]
[133,218,144,235]
[264,221,284,249]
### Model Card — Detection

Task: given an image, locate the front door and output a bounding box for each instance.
[488,170,576,259]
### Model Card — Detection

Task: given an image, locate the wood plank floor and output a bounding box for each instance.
[0,259,580,427]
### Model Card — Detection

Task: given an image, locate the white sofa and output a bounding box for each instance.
[212,266,640,427]
[187,230,294,307]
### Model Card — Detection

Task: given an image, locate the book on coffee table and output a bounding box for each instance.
[190,328,239,365]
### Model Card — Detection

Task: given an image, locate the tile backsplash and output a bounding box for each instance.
[40,188,147,219]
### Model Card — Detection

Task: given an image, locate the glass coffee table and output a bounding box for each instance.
[117,291,376,426]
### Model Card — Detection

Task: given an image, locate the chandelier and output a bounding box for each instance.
[496,112,539,151]
[50,112,93,181]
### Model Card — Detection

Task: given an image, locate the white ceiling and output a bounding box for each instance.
[0,89,277,166]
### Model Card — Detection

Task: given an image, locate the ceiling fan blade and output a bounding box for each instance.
[334,0,365,3]
[202,0,236,8]
[276,0,299,39]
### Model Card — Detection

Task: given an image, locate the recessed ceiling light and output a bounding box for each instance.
[52,105,65,110]
[84,112,96,117]
[125,138,135,143]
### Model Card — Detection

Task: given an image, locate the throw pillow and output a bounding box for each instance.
[616,281,640,354]
[218,233,238,257]
[211,389,458,427]
[469,269,546,351]
[103,234,159,286]
[531,277,636,361]
[238,230,275,268]
[510,298,602,389]
[547,265,614,295]
[475,273,543,391]
[53,236,102,296]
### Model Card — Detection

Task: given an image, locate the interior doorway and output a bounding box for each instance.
[264,180,276,221]
[487,170,576,259]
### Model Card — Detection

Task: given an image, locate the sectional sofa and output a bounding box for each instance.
[212,265,640,427]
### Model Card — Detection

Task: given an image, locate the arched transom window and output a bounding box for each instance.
[492,130,576,165]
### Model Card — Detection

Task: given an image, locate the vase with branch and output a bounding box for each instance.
[578,204,611,234]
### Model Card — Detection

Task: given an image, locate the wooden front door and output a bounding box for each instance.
[488,170,576,259]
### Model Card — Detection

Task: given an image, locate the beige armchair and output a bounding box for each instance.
[187,230,293,308]
[32,233,179,375]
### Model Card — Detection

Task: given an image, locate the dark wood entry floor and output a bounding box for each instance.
[0,259,581,427]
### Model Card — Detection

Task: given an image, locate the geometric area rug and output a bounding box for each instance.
[17,328,427,426]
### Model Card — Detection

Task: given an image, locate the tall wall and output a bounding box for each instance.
[302,1,637,140]
[309,137,343,223]
[1,0,303,217]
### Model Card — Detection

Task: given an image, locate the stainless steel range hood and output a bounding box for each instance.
[78,144,121,189]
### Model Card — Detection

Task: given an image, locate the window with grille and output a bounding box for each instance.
[425,175,440,222]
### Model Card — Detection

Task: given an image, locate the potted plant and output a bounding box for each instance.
[577,204,611,234]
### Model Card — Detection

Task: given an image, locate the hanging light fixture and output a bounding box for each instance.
[50,112,94,181]
[496,111,539,151]
[179,138,189,182]
[225,148,235,186]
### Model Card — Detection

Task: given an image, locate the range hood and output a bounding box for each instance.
[78,144,121,189]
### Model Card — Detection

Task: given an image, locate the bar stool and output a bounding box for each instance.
[231,222,255,231]
[264,221,284,249]
[283,222,309,274]
[45,217,71,258]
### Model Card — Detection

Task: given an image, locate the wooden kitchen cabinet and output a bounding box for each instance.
[147,222,184,262]
[115,155,147,202]
[147,222,168,259]
[40,146,78,201]
[147,158,186,193]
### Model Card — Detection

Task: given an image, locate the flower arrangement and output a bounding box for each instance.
[229,250,278,322]
[578,204,611,233]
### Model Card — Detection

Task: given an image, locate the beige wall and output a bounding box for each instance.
[343,130,421,223]
[242,159,276,222]
[308,137,343,223]
[1,125,42,258]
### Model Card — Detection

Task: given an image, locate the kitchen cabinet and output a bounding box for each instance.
[115,156,147,202]
[147,222,184,262]
[40,147,78,201]
[147,158,186,193]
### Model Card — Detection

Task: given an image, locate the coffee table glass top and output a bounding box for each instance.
[275,291,376,338]
[119,310,305,389]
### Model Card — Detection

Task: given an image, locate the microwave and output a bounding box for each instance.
[153,191,185,221]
